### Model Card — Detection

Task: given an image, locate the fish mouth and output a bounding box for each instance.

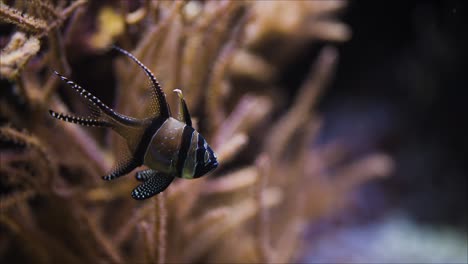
[194,160,218,178]
[210,161,219,171]
[204,160,219,174]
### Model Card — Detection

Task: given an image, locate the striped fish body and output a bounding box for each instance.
[144,118,217,179]
[143,117,184,174]
[48,46,218,199]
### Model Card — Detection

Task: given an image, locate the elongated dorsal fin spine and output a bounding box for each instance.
[112,46,170,118]
[49,110,109,127]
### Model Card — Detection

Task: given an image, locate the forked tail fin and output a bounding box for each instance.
[49,71,149,136]
[49,110,110,127]
[49,71,151,181]
[53,71,143,123]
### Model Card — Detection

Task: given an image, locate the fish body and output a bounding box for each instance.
[143,117,217,179]
[49,46,218,200]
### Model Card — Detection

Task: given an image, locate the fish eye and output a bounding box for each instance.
[204,150,209,164]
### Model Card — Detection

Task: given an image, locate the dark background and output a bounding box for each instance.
[315,0,467,229]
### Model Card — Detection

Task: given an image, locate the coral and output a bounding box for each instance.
[0,0,86,36]
[0,1,393,263]
[0,32,40,80]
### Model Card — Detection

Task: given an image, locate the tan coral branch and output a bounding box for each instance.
[265,46,338,161]
[0,2,48,33]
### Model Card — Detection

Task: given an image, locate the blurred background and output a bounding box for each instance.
[301,0,468,262]
[0,0,467,263]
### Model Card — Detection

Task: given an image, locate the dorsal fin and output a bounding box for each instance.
[173,89,192,126]
[112,46,170,119]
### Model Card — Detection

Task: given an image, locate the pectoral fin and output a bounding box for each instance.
[131,171,174,200]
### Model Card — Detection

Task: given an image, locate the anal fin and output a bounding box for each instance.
[103,158,140,181]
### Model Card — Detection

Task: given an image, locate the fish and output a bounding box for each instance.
[48,46,218,200]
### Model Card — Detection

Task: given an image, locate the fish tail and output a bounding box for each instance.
[48,110,111,127]
[53,71,142,126]
[53,71,147,137]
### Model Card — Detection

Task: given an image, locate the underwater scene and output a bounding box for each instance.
[1,0,466,263]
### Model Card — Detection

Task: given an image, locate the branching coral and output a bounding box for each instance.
[0,1,393,263]
[0,32,40,79]
[0,0,87,36]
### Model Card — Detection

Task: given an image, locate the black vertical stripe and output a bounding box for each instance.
[176,125,194,176]
[134,118,166,163]
[181,100,192,127]
[104,117,166,180]
[194,134,205,175]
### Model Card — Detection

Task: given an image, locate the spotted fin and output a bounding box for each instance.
[131,171,174,200]
[49,110,110,127]
[113,46,170,119]
[135,169,154,182]
[52,71,143,127]
[103,157,140,181]
[173,89,192,126]
[50,72,150,182]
